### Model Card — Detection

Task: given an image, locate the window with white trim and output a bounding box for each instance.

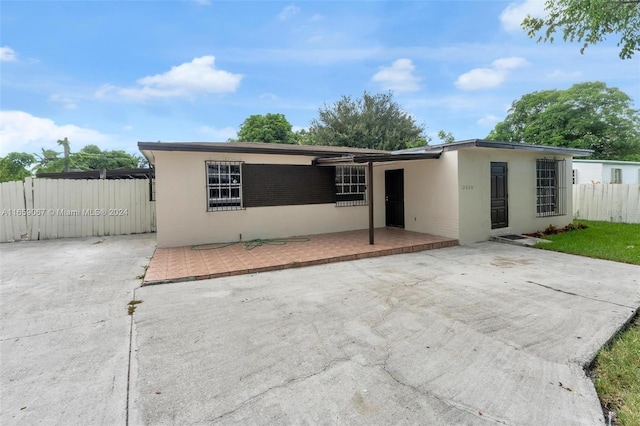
[335,165,367,206]
[536,159,566,217]
[206,161,243,211]
[611,168,622,184]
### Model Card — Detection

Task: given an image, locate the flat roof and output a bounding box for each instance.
[573,159,640,165]
[138,141,387,164]
[396,139,593,157]
[139,139,593,166]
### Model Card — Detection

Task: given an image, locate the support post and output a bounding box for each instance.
[368,161,374,245]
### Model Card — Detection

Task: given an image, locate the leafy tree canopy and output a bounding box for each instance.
[522,0,640,59]
[0,152,36,182]
[487,81,640,160]
[307,91,425,151]
[33,140,144,173]
[437,130,455,144]
[236,113,296,144]
[71,145,143,171]
[293,128,316,145]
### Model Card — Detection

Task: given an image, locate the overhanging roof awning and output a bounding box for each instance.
[313,151,442,165]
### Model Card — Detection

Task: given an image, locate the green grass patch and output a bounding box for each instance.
[534,221,640,265]
[593,316,640,426]
[534,220,639,424]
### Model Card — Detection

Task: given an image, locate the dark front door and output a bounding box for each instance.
[490,162,508,229]
[385,169,404,228]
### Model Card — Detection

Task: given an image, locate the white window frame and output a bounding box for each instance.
[206,161,243,211]
[335,165,367,207]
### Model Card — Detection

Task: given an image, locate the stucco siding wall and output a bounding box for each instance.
[602,163,640,184]
[457,148,574,244]
[369,153,459,239]
[573,161,640,184]
[573,162,603,184]
[404,153,459,239]
[153,151,368,248]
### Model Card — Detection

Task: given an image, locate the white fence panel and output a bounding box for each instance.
[0,180,29,242]
[573,184,640,223]
[0,178,156,242]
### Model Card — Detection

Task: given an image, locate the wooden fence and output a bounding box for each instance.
[573,184,640,224]
[0,177,155,242]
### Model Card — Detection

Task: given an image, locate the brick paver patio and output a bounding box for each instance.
[143,228,458,285]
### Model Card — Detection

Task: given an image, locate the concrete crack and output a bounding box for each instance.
[210,357,351,423]
[526,280,635,309]
[379,362,510,425]
[1,316,119,342]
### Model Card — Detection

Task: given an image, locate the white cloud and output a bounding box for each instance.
[500,0,546,32]
[198,125,237,141]
[1,46,17,62]
[259,92,279,101]
[279,4,300,20]
[492,57,528,70]
[310,13,324,21]
[0,111,111,155]
[192,0,211,5]
[49,94,78,110]
[546,69,582,80]
[123,125,134,131]
[455,57,528,90]
[97,56,243,101]
[371,59,421,92]
[477,114,501,126]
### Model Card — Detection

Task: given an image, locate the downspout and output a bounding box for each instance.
[368,161,374,245]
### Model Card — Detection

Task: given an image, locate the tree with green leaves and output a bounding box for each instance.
[307,91,425,151]
[437,130,455,144]
[70,145,142,170]
[293,128,316,145]
[522,0,640,59]
[33,148,64,173]
[0,152,36,182]
[32,140,144,174]
[487,81,640,160]
[236,113,296,144]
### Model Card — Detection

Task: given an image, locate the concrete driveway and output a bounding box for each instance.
[2,236,639,425]
[1,235,155,425]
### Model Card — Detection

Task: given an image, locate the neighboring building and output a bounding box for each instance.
[572,159,640,185]
[138,140,591,248]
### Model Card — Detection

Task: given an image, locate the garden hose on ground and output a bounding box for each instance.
[191,236,310,251]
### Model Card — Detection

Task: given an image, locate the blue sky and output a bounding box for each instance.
[1,0,638,157]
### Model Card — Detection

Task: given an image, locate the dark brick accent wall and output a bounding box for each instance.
[243,164,336,207]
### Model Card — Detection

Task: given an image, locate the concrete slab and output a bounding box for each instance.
[131,242,639,425]
[0,235,156,425]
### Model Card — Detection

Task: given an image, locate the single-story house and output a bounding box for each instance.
[572,159,640,184]
[138,139,591,248]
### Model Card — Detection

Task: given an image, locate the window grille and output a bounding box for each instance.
[536,159,566,217]
[611,168,622,184]
[206,161,243,211]
[335,165,367,206]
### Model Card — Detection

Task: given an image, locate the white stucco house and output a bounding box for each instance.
[572,159,640,185]
[138,139,591,248]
